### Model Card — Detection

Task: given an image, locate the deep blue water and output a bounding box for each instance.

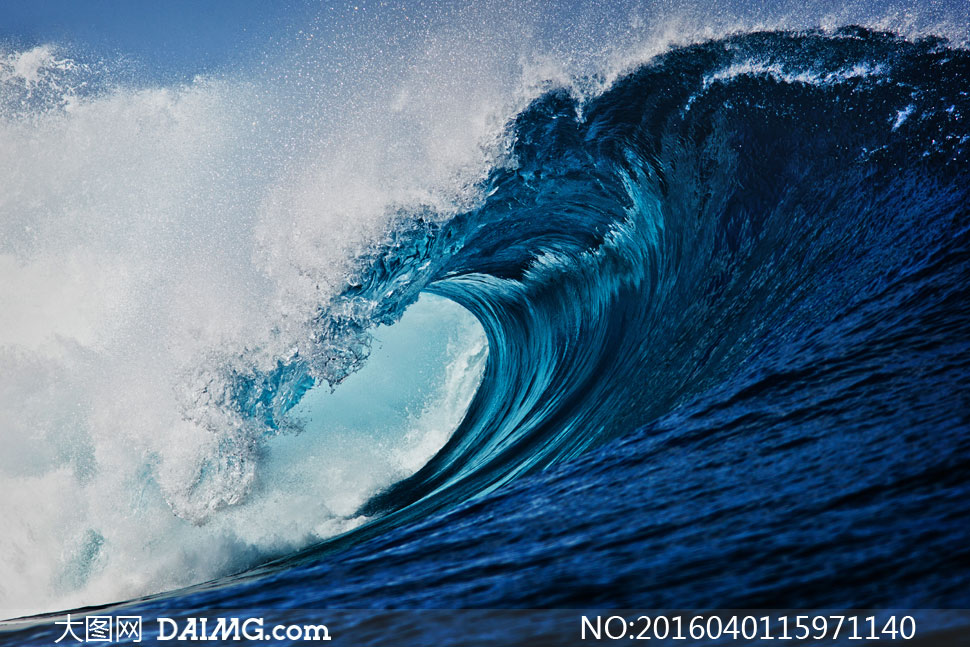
[4,26,970,646]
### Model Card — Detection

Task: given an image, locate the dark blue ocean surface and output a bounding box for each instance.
[4,26,970,646]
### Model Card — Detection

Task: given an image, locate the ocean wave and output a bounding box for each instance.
[2,20,969,621]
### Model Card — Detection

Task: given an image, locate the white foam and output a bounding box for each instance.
[0,37,500,617]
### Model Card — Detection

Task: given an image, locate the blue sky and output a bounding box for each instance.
[0,0,322,79]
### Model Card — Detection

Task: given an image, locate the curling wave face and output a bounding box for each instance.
[347,27,970,529]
